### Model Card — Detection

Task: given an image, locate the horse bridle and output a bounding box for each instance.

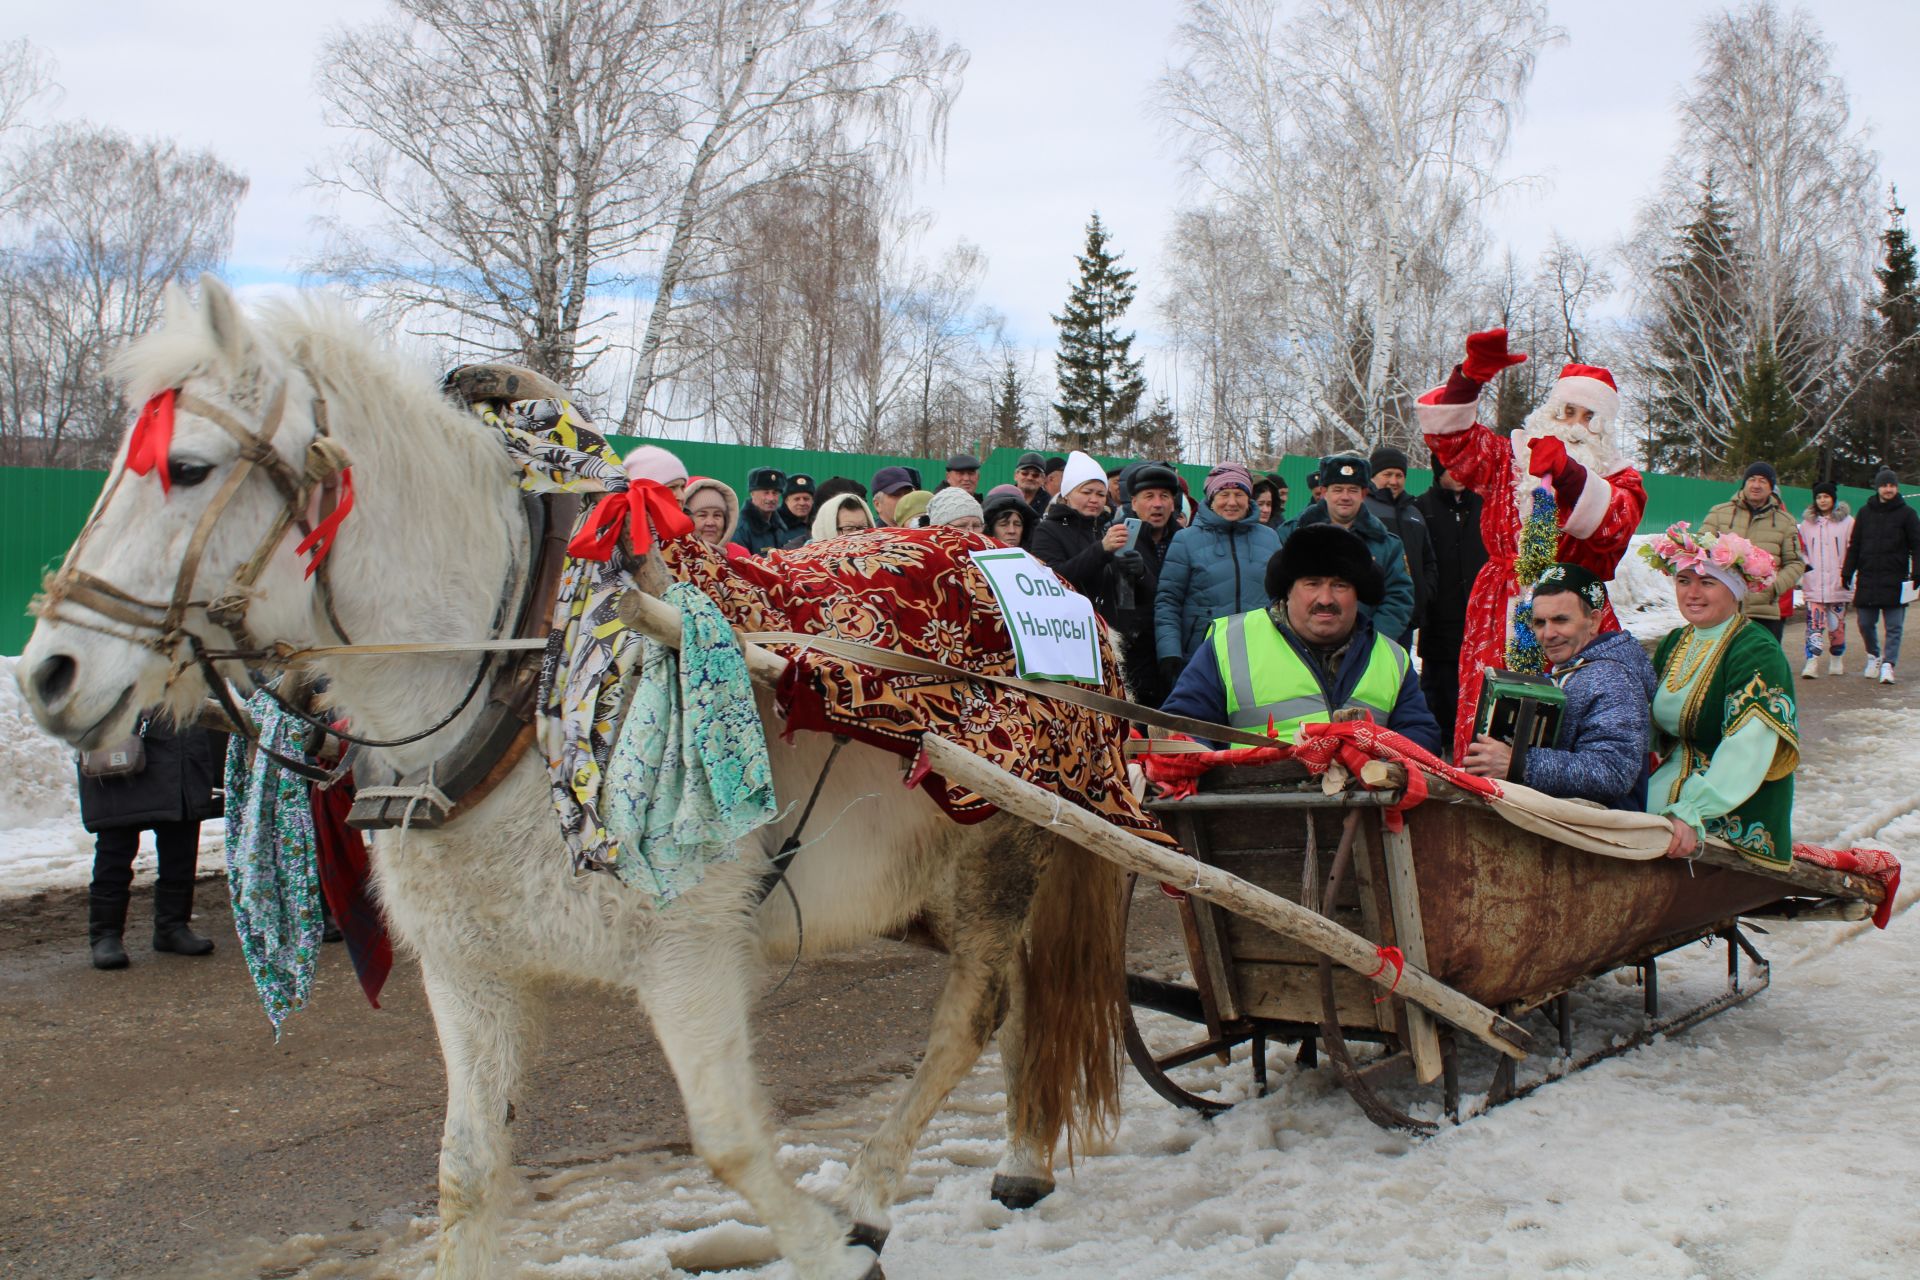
[35,376,356,672]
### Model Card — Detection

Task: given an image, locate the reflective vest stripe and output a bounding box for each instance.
[1212,611,1407,738]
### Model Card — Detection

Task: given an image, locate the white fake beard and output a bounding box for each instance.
[1513,401,1629,478]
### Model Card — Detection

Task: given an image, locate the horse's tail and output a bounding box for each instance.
[1012,835,1127,1165]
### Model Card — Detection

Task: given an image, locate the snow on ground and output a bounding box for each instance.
[0,655,222,896]
[222,706,1920,1280]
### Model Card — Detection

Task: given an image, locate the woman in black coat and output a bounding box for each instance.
[77,715,227,969]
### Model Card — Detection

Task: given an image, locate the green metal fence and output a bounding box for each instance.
[0,446,1889,656]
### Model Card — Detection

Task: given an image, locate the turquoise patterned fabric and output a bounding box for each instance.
[603,581,777,905]
[223,690,322,1035]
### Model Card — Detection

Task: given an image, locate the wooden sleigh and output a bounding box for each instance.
[918,739,1889,1132]
[615,588,1890,1133]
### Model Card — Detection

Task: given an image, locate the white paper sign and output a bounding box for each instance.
[969,548,1104,684]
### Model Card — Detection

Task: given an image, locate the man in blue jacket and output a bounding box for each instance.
[1161,524,1443,754]
[1277,454,1417,642]
[1462,563,1655,809]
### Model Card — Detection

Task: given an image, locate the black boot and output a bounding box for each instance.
[152,880,214,956]
[88,887,130,970]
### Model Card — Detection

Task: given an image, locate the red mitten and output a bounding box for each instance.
[1461,328,1528,382]
[1527,435,1569,479]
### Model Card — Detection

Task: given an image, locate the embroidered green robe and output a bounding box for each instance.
[1649,615,1798,866]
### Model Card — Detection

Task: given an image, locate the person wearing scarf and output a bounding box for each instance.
[1638,523,1798,866]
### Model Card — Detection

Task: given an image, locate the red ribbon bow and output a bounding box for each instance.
[1368,944,1406,1003]
[126,390,178,493]
[566,479,695,561]
[294,469,356,579]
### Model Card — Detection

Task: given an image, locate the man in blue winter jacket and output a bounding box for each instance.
[1462,562,1656,810]
[1276,454,1417,642]
[1161,524,1443,754]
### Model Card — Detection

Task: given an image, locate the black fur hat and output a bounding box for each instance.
[1265,524,1385,607]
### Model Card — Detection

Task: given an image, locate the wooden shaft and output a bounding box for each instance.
[918,733,1530,1060]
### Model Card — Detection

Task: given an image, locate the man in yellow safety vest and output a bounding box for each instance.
[1160,524,1445,753]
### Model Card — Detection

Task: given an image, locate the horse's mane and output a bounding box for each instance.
[112,286,507,493]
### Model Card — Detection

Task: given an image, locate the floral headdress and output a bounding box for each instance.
[1637,521,1777,595]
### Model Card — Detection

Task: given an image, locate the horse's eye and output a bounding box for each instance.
[167,460,215,488]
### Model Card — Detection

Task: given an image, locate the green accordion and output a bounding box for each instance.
[1473,668,1567,781]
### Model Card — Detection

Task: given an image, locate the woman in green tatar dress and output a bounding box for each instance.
[1638,522,1798,864]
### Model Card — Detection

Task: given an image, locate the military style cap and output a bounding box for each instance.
[1318,454,1371,488]
[783,473,815,497]
[747,467,785,492]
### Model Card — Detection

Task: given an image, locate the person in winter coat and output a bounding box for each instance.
[1364,445,1438,646]
[1160,523,1442,755]
[1798,482,1855,678]
[1414,454,1488,746]
[1276,454,1417,644]
[1109,464,1184,706]
[1031,449,1128,603]
[1463,564,1655,810]
[981,485,1032,548]
[1698,462,1807,637]
[1843,468,1920,684]
[730,467,797,554]
[77,714,227,969]
[810,491,875,542]
[1153,464,1283,682]
[683,477,748,562]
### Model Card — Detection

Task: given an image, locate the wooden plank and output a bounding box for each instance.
[1348,817,1403,1035]
[918,733,1530,1060]
[1378,819,1445,1084]
[1235,960,1382,1025]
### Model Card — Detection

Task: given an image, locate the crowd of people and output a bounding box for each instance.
[610,325,1918,874]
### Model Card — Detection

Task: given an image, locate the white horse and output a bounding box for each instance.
[16,277,1126,1279]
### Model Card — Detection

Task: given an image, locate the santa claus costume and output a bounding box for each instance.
[1417,328,1647,761]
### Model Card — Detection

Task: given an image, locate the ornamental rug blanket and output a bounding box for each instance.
[658,528,1174,848]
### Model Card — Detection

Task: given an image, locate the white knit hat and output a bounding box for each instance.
[927,488,984,527]
[1060,450,1106,499]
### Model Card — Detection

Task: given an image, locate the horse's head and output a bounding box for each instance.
[18,275,341,748]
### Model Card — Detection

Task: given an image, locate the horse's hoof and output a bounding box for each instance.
[858,1262,886,1280]
[848,1221,890,1255]
[989,1173,1054,1209]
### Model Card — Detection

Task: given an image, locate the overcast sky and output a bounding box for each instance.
[13,1,1918,362]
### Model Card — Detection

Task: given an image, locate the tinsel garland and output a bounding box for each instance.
[1505,485,1559,671]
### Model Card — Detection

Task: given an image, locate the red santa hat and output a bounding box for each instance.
[1551,363,1619,422]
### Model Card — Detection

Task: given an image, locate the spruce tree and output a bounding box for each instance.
[989,356,1028,450]
[1833,189,1920,483]
[1642,173,1748,475]
[1053,213,1146,454]
[1726,339,1812,480]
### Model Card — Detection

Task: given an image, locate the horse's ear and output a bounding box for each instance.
[161,281,193,321]
[198,272,254,369]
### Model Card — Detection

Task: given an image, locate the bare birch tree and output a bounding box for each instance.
[616,0,965,431]
[314,0,686,387]
[0,124,246,466]
[1158,0,1557,449]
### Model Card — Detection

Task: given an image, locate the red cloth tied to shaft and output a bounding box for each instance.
[1139,719,1500,832]
[568,479,693,560]
[1792,843,1903,929]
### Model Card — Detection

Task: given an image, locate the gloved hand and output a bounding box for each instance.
[1160,657,1184,689]
[1526,435,1569,479]
[1462,327,1528,383]
[1113,548,1145,578]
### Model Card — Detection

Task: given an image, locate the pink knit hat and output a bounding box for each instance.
[1204,464,1254,498]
